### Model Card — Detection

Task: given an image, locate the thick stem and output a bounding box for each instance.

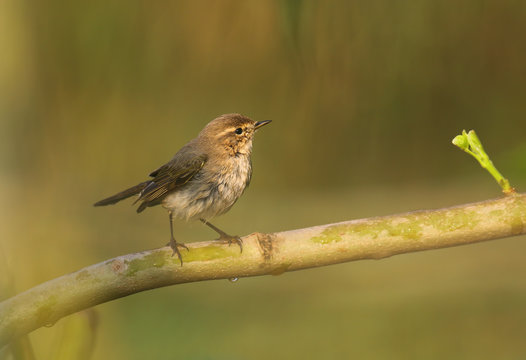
[1,194,526,347]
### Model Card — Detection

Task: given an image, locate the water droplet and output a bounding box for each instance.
[228,277,239,283]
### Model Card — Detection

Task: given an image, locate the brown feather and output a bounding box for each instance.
[133,153,207,212]
[93,182,149,206]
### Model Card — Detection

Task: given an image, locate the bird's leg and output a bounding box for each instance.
[200,219,243,253]
[167,211,189,266]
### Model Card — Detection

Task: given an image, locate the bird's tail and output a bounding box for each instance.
[93,181,149,206]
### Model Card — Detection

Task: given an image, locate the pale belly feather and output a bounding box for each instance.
[161,155,252,221]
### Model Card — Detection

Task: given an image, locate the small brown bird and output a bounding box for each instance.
[94,113,271,265]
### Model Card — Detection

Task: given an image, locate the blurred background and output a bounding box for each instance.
[1,0,526,359]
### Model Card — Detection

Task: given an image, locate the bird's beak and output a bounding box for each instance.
[254,120,272,130]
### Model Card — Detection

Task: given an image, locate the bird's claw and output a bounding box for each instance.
[218,234,243,253]
[167,238,189,266]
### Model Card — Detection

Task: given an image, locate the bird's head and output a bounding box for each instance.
[199,113,271,156]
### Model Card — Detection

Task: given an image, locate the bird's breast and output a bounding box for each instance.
[209,155,252,214]
[216,155,252,194]
[162,154,252,220]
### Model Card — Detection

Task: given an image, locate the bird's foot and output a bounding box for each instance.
[167,238,189,266]
[199,219,243,253]
[217,234,243,253]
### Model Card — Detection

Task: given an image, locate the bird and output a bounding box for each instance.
[94,113,271,265]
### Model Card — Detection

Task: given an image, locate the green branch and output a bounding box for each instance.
[2,194,526,348]
[452,129,515,194]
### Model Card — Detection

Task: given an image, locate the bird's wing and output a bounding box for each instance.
[136,153,208,205]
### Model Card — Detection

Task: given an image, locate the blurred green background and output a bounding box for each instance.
[1,0,526,359]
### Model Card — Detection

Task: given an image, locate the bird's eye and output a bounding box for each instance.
[235,128,243,135]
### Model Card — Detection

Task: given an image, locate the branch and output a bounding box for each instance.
[2,193,526,347]
[452,129,515,194]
